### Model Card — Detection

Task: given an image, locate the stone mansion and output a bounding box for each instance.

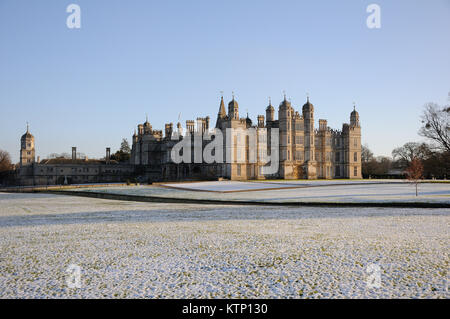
[130,95,362,181]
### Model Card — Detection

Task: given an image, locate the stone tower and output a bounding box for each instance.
[228,95,239,120]
[302,97,317,179]
[20,123,35,166]
[266,98,275,122]
[278,95,293,163]
[347,105,362,178]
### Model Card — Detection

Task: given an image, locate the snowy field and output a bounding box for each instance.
[161,180,405,192]
[0,192,448,298]
[71,181,450,204]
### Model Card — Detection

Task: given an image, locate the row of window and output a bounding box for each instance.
[284,136,359,148]
[282,151,359,162]
[236,164,359,177]
[335,166,359,177]
[38,167,128,174]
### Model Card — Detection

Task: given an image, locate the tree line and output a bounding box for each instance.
[362,102,450,179]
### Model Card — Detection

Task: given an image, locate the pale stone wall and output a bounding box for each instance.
[130,97,362,181]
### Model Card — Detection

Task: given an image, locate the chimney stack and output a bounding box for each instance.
[72,147,77,161]
[165,123,173,139]
[257,115,265,128]
[106,147,111,164]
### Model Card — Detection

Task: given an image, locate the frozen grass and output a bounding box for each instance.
[160,180,406,192]
[70,182,450,204]
[0,192,448,298]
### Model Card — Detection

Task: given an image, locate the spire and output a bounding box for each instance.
[26,122,29,133]
[232,91,235,100]
[266,96,274,113]
[218,94,226,118]
[306,92,310,103]
[283,90,286,101]
[353,101,356,111]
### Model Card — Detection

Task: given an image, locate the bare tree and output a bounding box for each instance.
[375,156,393,175]
[405,158,424,196]
[392,142,430,168]
[419,102,450,152]
[0,149,12,172]
[361,144,374,163]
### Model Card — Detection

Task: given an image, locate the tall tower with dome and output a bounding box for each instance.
[20,123,35,166]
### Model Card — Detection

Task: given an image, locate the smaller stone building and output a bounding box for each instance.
[16,131,135,186]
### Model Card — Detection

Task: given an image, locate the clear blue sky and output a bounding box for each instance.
[1,0,449,163]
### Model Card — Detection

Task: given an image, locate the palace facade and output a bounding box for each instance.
[131,95,362,181]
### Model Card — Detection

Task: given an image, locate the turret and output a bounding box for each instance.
[278,94,294,131]
[302,97,315,163]
[350,104,360,127]
[266,98,275,122]
[144,116,152,134]
[346,103,362,179]
[165,123,173,138]
[278,94,294,163]
[245,112,252,127]
[228,94,239,120]
[302,96,314,119]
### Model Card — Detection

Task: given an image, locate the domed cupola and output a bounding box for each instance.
[279,94,292,111]
[245,112,252,126]
[266,99,274,112]
[266,97,275,122]
[228,93,239,119]
[21,131,34,140]
[350,103,360,127]
[302,96,314,113]
[350,105,359,117]
[228,98,238,109]
[144,114,151,127]
[21,123,34,141]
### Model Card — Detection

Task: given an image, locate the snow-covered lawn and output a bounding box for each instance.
[0,192,448,298]
[71,182,450,204]
[160,180,408,192]
[161,181,287,192]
